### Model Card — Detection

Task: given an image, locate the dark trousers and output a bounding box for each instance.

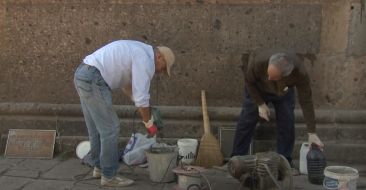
[232,87,295,163]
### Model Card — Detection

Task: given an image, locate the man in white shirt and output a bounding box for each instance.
[74,40,175,187]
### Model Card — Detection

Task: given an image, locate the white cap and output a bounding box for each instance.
[157,46,175,77]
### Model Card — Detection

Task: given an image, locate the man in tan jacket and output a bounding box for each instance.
[232,51,323,172]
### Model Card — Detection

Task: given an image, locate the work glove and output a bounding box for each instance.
[308,133,324,149]
[143,116,158,137]
[258,103,270,121]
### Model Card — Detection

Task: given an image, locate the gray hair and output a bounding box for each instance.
[269,53,294,77]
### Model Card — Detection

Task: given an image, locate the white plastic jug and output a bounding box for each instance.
[300,142,310,174]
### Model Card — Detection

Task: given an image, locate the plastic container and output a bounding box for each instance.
[323,166,359,190]
[299,142,310,174]
[177,139,198,164]
[145,146,178,183]
[307,143,326,184]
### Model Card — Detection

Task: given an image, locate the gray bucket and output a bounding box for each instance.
[145,146,178,183]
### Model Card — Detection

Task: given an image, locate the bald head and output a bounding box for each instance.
[267,53,294,81]
[267,64,282,81]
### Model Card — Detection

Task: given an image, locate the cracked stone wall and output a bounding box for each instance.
[0,0,364,109]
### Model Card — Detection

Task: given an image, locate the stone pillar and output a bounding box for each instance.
[310,0,366,109]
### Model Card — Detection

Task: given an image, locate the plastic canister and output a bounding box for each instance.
[177,139,198,164]
[307,143,326,184]
[323,166,359,190]
[299,142,310,174]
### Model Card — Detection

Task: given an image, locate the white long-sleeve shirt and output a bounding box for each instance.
[83,40,155,107]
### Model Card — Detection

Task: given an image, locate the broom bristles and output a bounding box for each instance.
[195,133,224,168]
[195,90,224,168]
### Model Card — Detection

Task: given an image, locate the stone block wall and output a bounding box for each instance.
[0,0,365,109]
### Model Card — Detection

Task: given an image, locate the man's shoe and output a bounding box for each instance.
[93,167,101,178]
[101,176,134,187]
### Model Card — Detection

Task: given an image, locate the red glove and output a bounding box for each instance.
[147,124,158,136]
[143,117,157,136]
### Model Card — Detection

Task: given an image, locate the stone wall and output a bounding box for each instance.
[313,0,366,109]
[0,0,365,109]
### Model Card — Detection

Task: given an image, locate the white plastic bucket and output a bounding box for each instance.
[177,139,198,164]
[299,142,310,174]
[323,166,359,190]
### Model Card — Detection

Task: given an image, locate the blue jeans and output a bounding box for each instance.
[74,63,120,178]
[232,87,295,163]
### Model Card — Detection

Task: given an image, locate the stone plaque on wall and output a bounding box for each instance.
[5,129,56,159]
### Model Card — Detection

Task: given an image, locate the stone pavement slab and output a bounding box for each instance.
[22,179,74,190]
[79,165,177,190]
[4,169,40,178]
[0,157,24,174]
[293,175,324,190]
[200,169,242,189]
[0,164,10,174]
[72,183,109,190]
[0,156,365,190]
[42,158,91,180]
[0,158,24,166]
[0,176,33,190]
[11,158,60,172]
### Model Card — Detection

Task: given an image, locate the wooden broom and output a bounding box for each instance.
[195,90,224,168]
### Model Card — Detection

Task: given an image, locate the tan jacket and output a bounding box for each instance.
[242,51,316,133]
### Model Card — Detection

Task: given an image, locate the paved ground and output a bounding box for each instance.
[0,156,365,190]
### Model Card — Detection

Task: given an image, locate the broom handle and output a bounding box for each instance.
[201,90,211,134]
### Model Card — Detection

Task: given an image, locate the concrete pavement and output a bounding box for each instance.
[0,155,365,190]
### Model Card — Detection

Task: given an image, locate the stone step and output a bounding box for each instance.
[0,103,366,123]
[1,133,364,164]
[0,116,365,143]
[0,103,365,163]
[0,135,179,159]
